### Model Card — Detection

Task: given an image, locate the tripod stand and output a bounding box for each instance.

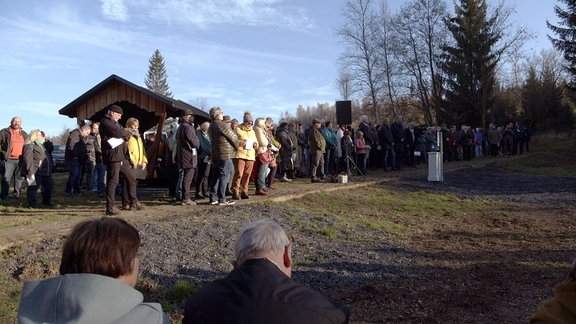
[346,155,366,179]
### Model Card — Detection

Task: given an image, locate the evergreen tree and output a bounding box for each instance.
[145,49,173,98]
[547,0,576,91]
[439,0,500,127]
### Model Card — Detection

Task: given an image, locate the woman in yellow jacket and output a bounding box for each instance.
[123,117,147,210]
[231,112,258,200]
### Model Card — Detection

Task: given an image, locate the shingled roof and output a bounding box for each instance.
[59,74,209,131]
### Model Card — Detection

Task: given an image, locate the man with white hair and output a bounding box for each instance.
[183,220,350,323]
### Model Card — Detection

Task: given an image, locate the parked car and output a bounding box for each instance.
[52,144,68,172]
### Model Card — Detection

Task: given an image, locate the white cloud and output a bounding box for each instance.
[143,0,315,30]
[100,0,129,22]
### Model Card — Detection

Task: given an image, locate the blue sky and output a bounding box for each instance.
[0,0,557,137]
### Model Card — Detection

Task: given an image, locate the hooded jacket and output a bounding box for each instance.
[18,273,170,324]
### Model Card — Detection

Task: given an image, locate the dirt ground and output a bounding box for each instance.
[2,156,576,323]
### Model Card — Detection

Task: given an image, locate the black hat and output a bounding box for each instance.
[109,105,123,114]
[313,119,321,124]
[181,108,194,117]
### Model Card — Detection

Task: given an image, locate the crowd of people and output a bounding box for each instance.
[0,110,534,211]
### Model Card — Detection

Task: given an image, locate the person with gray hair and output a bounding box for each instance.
[207,106,238,205]
[183,219,350,323]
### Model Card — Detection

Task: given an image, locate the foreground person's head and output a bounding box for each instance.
[233,220,292,277]
[59,217,141,287]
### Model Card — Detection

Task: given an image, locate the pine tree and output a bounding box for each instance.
[439,0,500,127]
[547,0,576,90]
[145,49,173,98]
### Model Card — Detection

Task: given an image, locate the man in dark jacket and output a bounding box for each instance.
[176,109,200,206]
[378,117,396,171]
[207,106,238,205]
[64,124,90,195]
[183,219,350,323]
[99,105,141,215]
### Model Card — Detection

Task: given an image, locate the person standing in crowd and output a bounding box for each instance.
[208,106,238,205]
[321,121,337,176]
[64,124,91,196]
[231,111,257,200]
[391,115,405,169]
[287,121,301,179]
[88,122,105,198]
[264,118,280,190]
[308,119,326,183]
[297,122,309,178]
[195,121,212,200]
[335,124,345,173]
[0,116,28,199]
[474,127,484,158]
[501,122,515,157]
[122,117,148,210]
[378,117,396,171]
[358,115,374,168]
[487,123,501,157]
[20,129,53,208]
[176,109,200,206]
[354,130,369,175]
[17,217,170,324]
[40,131,56,206]
[462,125,474,161]
[404,122,418,167]
[341,130,354,175]
[182,219,349,323]
[276,121,294,182]
[99,105,141,215]
[253,117,271,195]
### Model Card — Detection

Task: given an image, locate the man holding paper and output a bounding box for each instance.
[176,109,200,206]
[99,105,141,215]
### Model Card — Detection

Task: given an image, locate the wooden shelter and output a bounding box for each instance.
[59,74,210,179]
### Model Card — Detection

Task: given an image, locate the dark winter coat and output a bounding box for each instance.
[99,114,130,164]
[182,258,350,323]
[176,121,200,169]
[378,124,394,150]
[65,129,88,163]
[20,143,48,178]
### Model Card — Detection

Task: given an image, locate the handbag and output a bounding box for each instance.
[257,150,274,164]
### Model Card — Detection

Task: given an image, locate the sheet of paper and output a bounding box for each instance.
[107,137,124,149]
[27,175,36,186]
[245,138,254,149]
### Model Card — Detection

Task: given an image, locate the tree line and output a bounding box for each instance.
[287,0,575,132]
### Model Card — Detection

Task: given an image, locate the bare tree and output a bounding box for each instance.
[189,98,210,112]
[390,0,448,126]
[374,0,400,117]
[337,0,383,124]
[335,70,356,100]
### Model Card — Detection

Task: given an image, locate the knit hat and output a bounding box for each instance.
[243,111,253,123]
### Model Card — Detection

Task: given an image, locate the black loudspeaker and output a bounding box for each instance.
[336,100,352,125]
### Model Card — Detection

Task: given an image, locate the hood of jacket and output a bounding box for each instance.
[18,273,168,324]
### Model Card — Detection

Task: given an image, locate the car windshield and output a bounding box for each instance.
[53,144,65,154]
